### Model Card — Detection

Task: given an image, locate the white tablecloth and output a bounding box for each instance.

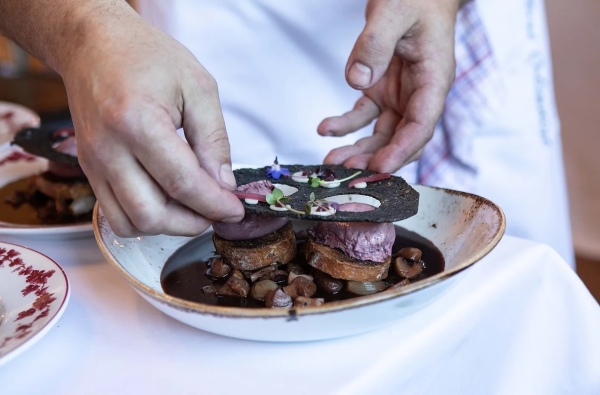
[1,234,599,395]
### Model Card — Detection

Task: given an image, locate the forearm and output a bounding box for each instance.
[0,0,138,75]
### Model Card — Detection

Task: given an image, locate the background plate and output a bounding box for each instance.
[0,241,70,366]
[0,143,93,239]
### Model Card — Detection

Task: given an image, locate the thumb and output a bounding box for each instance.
[346,2,416,89]
[182,74,238,191]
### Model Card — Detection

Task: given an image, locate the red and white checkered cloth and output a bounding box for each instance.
[417,2,503,190]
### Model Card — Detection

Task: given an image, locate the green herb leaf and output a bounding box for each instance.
[266,194,276,205]
[304,203,312,215]
[309,192,315,201]
[272,188,284,200]
[280,197,289,203]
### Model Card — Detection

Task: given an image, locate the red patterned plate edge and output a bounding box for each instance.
[0,149,37,166]
[0,145,93,233]
[0,241,70,363]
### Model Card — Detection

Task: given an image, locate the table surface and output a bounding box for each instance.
[1,234,599,395]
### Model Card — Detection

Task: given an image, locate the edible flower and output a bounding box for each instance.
[266,157,290,180]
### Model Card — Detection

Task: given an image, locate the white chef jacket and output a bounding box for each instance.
[137,0,575,267]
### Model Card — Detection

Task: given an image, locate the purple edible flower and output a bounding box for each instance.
[266,157,290,180]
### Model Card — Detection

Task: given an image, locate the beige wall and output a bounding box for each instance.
[547,0,600,258]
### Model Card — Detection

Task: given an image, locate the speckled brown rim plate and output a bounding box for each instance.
[93,186,506,319]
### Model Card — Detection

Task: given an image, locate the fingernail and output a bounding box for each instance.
[219,163,237,190]
[221,214,244,223]
[348,62,372,88]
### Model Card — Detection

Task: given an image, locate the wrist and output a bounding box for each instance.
[52,1,141,76]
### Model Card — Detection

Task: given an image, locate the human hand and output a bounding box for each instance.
[0,102,39,145]
[319,0,459,172]
[60,8,244,237]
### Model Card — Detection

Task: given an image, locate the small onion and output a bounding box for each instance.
[346,280,387,296]
[250,280,279,301]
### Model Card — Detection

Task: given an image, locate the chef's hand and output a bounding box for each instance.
[0,102,40,145]
[62,10,244,237]
[319,0,458,172]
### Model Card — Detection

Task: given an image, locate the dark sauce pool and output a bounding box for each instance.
[0,177,92,225]
[161,225,445,308]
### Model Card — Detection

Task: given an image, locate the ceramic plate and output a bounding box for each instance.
[0,242,70,365]
[0,143,93,239]
[94,184,506,342]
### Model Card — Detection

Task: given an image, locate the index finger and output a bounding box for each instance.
[128,117,244,222]
[369,79,449,173]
